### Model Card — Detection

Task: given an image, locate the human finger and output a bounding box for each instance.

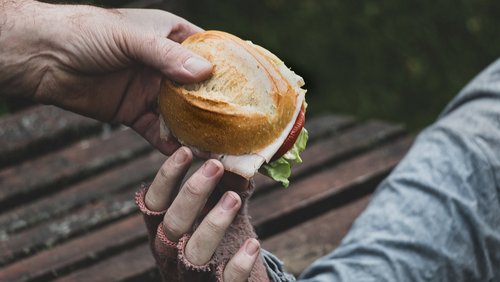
[223,238,260,282]
[166,14,204,43]
[203,171,250,216]
[121,32,213,84]
[184,191,242,265]
[162,159,224,241]
[116,9,202,43]
[144,146,192,211]
[130,111,182,156]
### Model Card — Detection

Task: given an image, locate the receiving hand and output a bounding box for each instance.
[135,147,269,281]
[1,1,213,155]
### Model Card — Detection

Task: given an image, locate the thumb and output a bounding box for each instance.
[124,34,213,84]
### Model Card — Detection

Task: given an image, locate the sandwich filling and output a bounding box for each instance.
[159,81,307,187]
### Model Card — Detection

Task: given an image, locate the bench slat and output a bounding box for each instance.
[0,215,146,282]
[253,120,405,191]
[0,151,164,235]
[0,115,354,265]
[0,114,352,214]
[262,193,373,276]
[250,136,413,238]
[0,189,140,266]
[0,128,152,212]
[0,114,411,281]
[24,195,372,282]
[53,244,155,282]
[304,114,355,144]
[2,136,412,281]
[0,106,101,168]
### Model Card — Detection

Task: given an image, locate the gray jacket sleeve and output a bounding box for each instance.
[294,59,500,281]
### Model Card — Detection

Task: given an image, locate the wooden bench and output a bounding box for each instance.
[0,104,413,281]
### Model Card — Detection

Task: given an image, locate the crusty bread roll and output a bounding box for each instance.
[159,30,304,155]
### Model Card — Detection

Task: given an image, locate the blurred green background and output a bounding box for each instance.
[4,0,500,131]
[179,0,500,130]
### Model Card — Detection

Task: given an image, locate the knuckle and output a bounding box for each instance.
[162,214,184,239]
[161,41,183,60]
[204,216,225,235]
[183,180,204,199]
[144,192,161,209]
[230,262,249,278]
[159,164,172,180]
[185,245,204,265]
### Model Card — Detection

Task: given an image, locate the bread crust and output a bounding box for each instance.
[159,30,301,155]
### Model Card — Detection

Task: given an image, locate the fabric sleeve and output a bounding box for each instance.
[295,58,500,281]
[261,249,297,282]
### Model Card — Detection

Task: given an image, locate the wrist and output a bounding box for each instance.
[0,0,57,99]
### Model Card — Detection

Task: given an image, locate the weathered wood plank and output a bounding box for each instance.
[0,189,139,266]
[262,193,374,276]
[16,193,371,282]
[0,115,357,278]
[0,127,152,212]
[52,244,155,282]
[304,114,355,144]
[0,215,146,282]
[250,136,414,238]
[0,151,165,235]
[0,114,352,213]
[254,120,405,193]
[0,106,101,168]
[2,137,412,281]
[0,115,354,264]
[0,115,410,281]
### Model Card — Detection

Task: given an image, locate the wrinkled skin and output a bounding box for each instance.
[0,0,213,155]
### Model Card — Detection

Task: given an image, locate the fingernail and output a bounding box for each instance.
[245,239,259,256]
[183,57,212,75]
[174,147,188,164]
[221,192,237,210]
[202,160,219,177]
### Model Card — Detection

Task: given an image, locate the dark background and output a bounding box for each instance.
[3,0,500,130]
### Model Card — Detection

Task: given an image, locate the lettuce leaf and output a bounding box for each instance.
[259,128,309,187]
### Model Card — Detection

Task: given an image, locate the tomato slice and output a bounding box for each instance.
[271,106,305,161]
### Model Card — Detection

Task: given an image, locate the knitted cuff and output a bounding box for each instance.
[177,234,213,272]
[215,264,225,282]
[154,224,179,260]
[135,183,167,238]
[135,183,167,216]
[175,234,220,282]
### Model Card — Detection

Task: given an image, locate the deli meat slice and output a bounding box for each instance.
[217,85,305,178]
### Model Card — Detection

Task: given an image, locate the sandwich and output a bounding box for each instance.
[158,30,307,187]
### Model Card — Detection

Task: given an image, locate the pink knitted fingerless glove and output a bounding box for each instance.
[135,183,270,282]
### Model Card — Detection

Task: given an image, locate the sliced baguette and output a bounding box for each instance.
[159,30,305,155]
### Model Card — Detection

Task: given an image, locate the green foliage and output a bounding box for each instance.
[182,0,500,129]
